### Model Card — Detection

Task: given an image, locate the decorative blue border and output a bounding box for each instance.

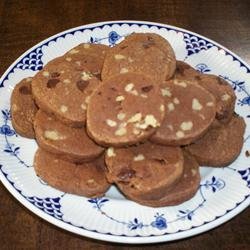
[0,22,249,238]
[86,177,226,231]
[1,22,250,88]
[1,162,249,237]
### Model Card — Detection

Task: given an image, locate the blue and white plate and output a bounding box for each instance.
[0,21,249,244]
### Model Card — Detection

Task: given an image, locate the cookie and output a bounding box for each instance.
[64,43,109,79]
[186,114,246,167]
[87,73,165,146]
[129,151,200,207]
[174,61,201,80]
[101,33,176,83]
[32,57,100,127]
[105,142,184,200]
[151,79,216,145]
[10,77,38,138]
[115,32,176,79]
[34,110,104,163]
[34,148,110,197]
[196,74,236,123]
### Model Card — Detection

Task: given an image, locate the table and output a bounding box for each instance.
[0,0,249,249]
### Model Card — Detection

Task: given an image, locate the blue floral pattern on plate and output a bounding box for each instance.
[86,176,227,230]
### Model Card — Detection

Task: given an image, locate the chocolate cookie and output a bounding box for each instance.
[115,32,176,80]
[196,74,236,123]
[11,78,38,138]
[174,61,201,80]
[186,114,246,167]
[34,148,110,197]
[129,151,200,207]
[34,110,104,163]
[102,33,176,83]
[105,142,184,200]
[64,43,109,79]
[32,57,100,127]
[151,79,216,145]
[87,73,165,146]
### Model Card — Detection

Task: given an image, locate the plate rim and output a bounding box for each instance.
[0,20,249,244]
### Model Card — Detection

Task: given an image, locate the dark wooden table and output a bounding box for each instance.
[0,0,249,249]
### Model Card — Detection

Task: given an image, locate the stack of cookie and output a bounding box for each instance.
[11,43,111,197]
[10,33,246,207]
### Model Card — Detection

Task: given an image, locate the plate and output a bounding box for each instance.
[0,21,249,244]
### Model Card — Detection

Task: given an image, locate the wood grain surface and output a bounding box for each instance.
[0,0,249,249]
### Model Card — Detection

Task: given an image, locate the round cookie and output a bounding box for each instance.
[105,142,184,200]
[34,110,104,163]
[101,33,176,83]
[196,74,236,123]
[64,43,109,79]
[129,151,201,207]
[174,61,201,81]
[114,32,176,80]
[186,114,246,167]
[151,79,216,146]
[87,73,165,146]
[32,57,100,127]
[34,148,110,197]
[11,77,38,138]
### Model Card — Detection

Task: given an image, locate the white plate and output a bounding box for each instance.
[0,21,249,244]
